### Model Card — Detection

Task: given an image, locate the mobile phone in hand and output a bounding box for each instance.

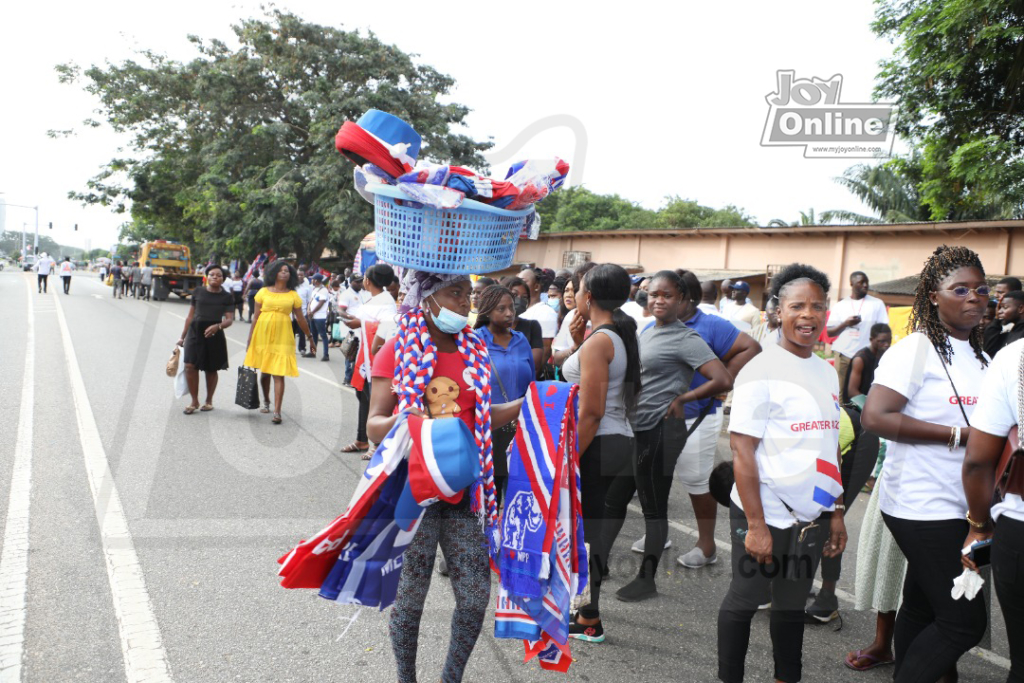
[969,539,993,568]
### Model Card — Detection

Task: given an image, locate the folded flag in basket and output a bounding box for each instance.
[336,109,422,179]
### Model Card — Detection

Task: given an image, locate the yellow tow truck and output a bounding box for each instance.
[140,240,204,300]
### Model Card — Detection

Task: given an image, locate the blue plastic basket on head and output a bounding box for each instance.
[368,184,534,275]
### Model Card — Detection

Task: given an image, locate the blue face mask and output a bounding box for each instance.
[429,295,469,334]
[547,298,560,310]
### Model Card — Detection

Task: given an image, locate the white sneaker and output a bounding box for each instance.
[630,535,672,554]
[677,547,718,568]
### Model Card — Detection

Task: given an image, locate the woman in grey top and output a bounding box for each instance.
[562,264,641,644]
[603,270,732,602]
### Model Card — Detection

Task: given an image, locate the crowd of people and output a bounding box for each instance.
[145,244,1024,682]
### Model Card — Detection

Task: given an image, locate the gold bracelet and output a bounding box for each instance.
[966,511,989,529]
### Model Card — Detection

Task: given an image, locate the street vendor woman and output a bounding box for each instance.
[366,270,525,683]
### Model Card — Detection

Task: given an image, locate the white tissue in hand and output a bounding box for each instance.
[951,568,984,601]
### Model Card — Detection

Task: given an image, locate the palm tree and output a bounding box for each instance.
[819,156,928,225]
[766,208,822,227]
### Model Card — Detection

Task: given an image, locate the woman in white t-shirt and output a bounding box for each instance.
[862,245,989,682]
[717,264,847,683]
[962,337,1024,681]
[339,264,396,456]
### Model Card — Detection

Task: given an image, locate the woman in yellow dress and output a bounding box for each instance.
[244,260,313,424]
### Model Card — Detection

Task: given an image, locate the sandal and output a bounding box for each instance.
[259,402,271,414]
[341,442,369,453]
[272,413,282,424]
[183,405,199,415]
[844,650,894,672]
[200,404,214,412]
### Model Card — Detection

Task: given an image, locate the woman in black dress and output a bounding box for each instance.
[178,264,235,414]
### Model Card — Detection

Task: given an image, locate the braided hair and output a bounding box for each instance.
[910,245,987,366]
[392,307,498,540]
[473,285,513,329]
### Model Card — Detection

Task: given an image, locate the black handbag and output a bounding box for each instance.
[235,366,261,409]
[340,334,360,361]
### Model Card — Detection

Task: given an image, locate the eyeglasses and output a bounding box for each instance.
[940,285,991,298]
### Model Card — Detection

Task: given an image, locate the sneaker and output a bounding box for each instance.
[301,352,316,358]
[321,356,330,362]
[630,535,672,554]
[615,576,657,602]
[437,555,449,577]
[806,589,839,623]
[568,618,604,643]
[677,547,718,569]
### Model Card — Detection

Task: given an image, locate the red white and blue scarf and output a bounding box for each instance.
[493,381,586,672]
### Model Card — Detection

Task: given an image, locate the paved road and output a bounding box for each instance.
[0,270,1012,682]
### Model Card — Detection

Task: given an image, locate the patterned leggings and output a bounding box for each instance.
[389,502,491,683]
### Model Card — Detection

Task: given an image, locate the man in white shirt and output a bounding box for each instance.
[337,275,371,384]
[139,261,155,300]
[519,267,559,365]
[307,274,332,361]
[697,281,723,317]
[58,256,75,295]
[295,267,314,357]
[34,252,55,293]
[723,280,760,333]
[827,271,890,387]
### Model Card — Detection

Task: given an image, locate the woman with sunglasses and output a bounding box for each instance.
[862,245,990,682]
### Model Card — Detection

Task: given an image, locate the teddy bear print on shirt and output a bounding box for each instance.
[425,376,461,418]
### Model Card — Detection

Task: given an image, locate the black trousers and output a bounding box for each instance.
[577,434,633,620]
[994,515,1024,683]
[355,384,370,443]
[882,513,987,682]
[61,275,71,294]
[602,418,688,577]
[717,503,826,683]
[37,274,48,292]
[292,319,307,352]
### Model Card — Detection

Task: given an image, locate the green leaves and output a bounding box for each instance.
[60,8,490,264]
[872,0,1024,220]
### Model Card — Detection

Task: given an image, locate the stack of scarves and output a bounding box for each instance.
[492,381,587,673]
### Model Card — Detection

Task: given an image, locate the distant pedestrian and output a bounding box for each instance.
[111,261,124,298]
[131,262,143,298]
[119,262,130,298]
[34,252,55,293]
[242,270,263,322]
[140,261,154,300]
[59,256,75,294]
[178,264,234,414]
[295,267,313,358]
[307,274,332,361]
[227,270,245,321]
[99,263,108,282]
[243,260,313,424]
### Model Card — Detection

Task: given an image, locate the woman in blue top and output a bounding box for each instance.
[474,284,535,506]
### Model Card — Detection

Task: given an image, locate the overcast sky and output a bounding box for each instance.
[1,0,901,252]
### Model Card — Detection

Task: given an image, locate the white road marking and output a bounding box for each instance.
[0,280,35,679]
[53,294,174,682]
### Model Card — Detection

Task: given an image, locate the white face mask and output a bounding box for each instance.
[429,295,469,334]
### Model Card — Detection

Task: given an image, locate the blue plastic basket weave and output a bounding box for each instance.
[368,184,534,274]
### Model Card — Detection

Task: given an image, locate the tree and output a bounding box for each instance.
[536,187,656,232]
[658,196,755,229]
[56,9,490,264]
[873,0,1024,219]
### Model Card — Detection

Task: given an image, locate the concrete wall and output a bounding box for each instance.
[516,226,1024,302]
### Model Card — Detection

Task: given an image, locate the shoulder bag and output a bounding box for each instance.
[996,348,1024,499]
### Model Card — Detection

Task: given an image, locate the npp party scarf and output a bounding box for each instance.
[494,381,586,672]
